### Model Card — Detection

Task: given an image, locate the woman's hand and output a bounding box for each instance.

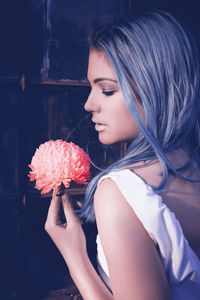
[45,188,87,264]
[45,188,114,300]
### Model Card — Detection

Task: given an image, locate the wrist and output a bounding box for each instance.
[66,250,90,273]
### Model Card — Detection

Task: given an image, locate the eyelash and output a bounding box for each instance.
[102,90,116,96]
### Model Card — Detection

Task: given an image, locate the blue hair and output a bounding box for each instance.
[78,11,200,222]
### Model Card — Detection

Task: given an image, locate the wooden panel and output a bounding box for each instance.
[0,199,21,299]
[25,0,46,81]
[0,0,25,80]
[45,0,130,82]
[0,83,24,198]
[0,82,25,299]
[26,0,130,82]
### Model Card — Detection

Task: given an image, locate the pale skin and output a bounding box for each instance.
[45,49,200,299]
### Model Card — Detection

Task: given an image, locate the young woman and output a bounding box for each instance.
[45,11,200,299]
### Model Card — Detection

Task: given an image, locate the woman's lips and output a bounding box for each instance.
[95,123,106,132]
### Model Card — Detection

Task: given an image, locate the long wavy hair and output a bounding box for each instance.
[78,11,200,222]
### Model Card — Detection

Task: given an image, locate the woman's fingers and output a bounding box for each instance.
[45,187,82,234]
[45,188,62,229]
[62,192,81,225]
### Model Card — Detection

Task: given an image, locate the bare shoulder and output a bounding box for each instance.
[94,177,135,223]
[94,176,153,239]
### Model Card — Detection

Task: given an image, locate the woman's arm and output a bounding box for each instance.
[94,178,172,300]
[67,249,113,300]
[45,190,113,300]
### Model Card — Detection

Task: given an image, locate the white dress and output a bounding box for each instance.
[96,169,200,299]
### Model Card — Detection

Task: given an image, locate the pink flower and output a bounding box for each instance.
[28,140,91,194]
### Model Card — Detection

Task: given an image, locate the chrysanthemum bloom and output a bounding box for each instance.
[28,140,91,194]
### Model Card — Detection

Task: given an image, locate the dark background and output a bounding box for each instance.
[0,1,199,299]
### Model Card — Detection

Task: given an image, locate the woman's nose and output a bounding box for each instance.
[84,90,99,112]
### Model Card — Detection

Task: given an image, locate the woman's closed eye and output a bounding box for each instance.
[102,90,116,96]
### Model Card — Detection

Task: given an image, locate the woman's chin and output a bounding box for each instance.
[98,133,118,145]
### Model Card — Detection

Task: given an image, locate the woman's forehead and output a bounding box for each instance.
[87,50,117,81]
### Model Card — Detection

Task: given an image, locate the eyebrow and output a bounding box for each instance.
[93,78,118,84]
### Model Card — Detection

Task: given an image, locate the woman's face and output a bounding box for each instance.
[84,50,140,145]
